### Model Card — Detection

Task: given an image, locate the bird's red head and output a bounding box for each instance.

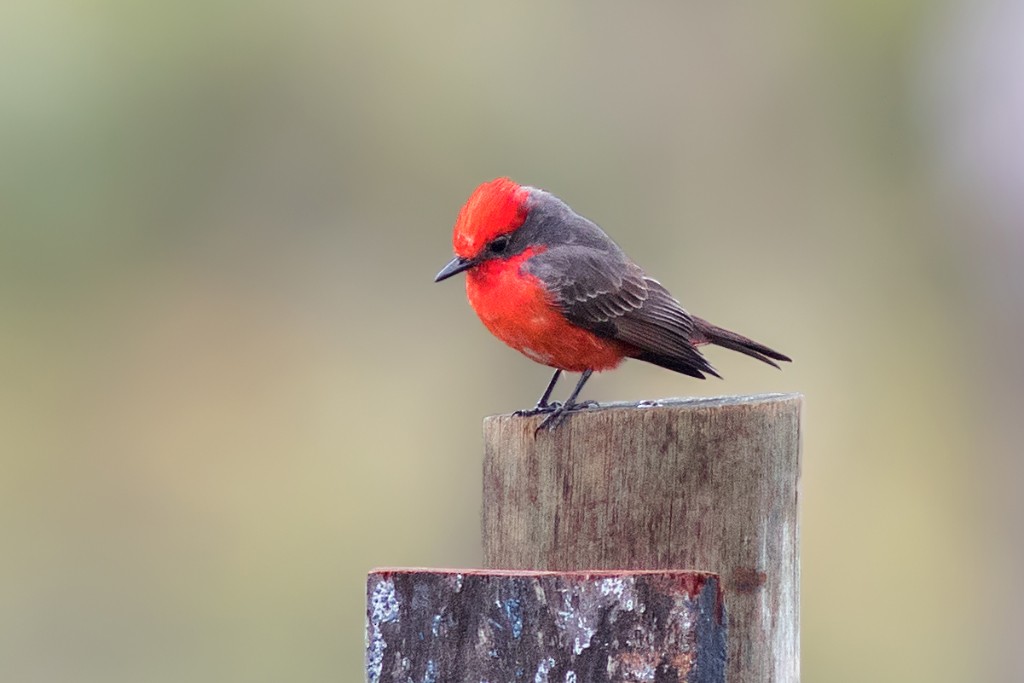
[452,177,530,259]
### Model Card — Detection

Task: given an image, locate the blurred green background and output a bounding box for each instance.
[3,1,1023,681]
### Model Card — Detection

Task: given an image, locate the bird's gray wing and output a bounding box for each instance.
[524,246,718,378]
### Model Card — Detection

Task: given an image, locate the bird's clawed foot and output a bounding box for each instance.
[534,400,599,434]
[513,401,562,417]
[516,401,565,417]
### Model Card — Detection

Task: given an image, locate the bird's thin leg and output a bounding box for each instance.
[535,369,562,409]
[513,369,563,417]
[537,369,595,432]
[560,369,593,409]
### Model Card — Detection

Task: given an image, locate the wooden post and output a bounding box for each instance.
[367,568,727,682]
[482,393,802,683]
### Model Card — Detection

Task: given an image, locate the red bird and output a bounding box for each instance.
[435,178,790,429]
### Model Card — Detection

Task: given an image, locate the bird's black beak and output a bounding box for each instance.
[434,256,474,282]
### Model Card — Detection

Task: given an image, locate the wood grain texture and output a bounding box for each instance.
[482,393,802,683]
[367,568,726,683]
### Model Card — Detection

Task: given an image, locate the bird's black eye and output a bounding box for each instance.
[489,234,511,254]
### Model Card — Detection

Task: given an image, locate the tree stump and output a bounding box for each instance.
[367,568,726,683]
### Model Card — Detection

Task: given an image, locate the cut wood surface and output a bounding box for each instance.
[482,393,802,683]
[367,568,726,683]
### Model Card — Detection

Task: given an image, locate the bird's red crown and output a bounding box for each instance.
[452,178,529,258]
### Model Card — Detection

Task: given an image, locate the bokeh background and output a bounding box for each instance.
[3,1,1023,681]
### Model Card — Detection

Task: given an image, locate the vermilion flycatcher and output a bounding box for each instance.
[435,178,790,429]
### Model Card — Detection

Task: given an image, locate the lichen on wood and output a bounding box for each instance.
[366,568,726,683]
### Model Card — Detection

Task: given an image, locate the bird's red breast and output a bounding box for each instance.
[450,177,633,371]
[464,245,631,373]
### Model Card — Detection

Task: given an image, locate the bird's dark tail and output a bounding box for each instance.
[691,316,791,369]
